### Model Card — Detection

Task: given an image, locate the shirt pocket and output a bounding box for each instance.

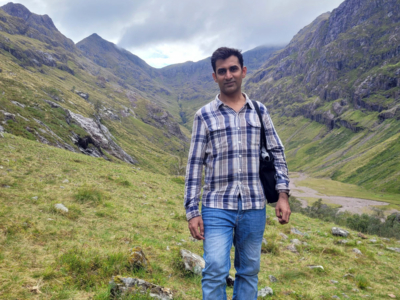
[245,114,261,149]
[208,121,231,152]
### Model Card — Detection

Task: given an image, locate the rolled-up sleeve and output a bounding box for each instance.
[261,106,290,192]
[184,113,208,221]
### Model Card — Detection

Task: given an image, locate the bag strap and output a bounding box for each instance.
[251,100,267,151]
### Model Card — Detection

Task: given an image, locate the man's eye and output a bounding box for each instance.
[229,66,239,72]
[217,69,226,75]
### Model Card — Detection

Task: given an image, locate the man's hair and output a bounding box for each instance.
[211,47,243,73]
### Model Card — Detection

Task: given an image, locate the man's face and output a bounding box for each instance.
[212,55,247,96]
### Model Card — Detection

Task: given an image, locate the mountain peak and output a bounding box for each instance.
[1,2,57,31]
[1,2,31,20]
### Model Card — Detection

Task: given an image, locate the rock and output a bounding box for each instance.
[75,91,89,100]
[128,247,151,271]
[0,125,4,133]
[290,239,301,245]
[226,275,234,287]
[358,232,368,239]
[342,293,349,298]
[369,239,377,243]
[32,196,38,200]
[11,101,25,108]
[258,287,273,297]
[338,239,349,244]
[291,228,304,236]
[330,280,339,284]
[110,275,173,300]
[307,265,324,270]
[279,232,288,240]
[62,179,69,183]
[332,227,349,237]
[262,238,268,245]
[166,246,170,251]
[180,249,205,275]
[189,237,197,242]
[1,111,16,121]
[67,110,136,164]
[54,203,68,213]
[269,275,278,282]
[357,241,362,245]
[287,244,299,254]
[332,296,339,299]
[377,252,384,256]
[381,238,390,242]
[44,99,60,108]
[352,248,362,255]
[386,247,400,253]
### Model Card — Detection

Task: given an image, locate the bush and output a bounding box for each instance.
[289,197,400,239]
[74,187,104,205]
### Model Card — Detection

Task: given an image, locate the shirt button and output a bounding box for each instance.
[238,141,241,144]
[218,126,220,129]
[239,182,242,185]
[237,127,240,130]
[239,169,242,172]
[239,155,242,157]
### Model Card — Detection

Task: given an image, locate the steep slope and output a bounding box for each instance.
[0,3,188,174]
[245,0,400,193]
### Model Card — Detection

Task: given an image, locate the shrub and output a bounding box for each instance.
[356,274,369,289]
[74,186,104,205]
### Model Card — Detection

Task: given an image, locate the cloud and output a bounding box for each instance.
[0,0,345,67]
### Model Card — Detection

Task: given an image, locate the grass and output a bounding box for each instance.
[0,133,399,299]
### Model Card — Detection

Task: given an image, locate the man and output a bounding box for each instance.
[184,47,291,299]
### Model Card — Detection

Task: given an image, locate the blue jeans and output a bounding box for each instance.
[201,198,266,300]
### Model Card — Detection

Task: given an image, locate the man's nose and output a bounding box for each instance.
[225,70,233,79]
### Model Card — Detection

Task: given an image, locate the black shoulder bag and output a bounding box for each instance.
[252,100,279,204]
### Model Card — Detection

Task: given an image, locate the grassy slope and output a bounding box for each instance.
[272,114,400,196]
[1,134,399,299]
[0,31,187,175]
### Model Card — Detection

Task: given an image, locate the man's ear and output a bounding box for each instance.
[242,66,247,78]
[212,72,217,82]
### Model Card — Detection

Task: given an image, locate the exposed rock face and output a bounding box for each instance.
[246,0,400,132]
[143,102,187,141]
[75,91,89,100]
[332,227,349,237]
[67,110,136,164]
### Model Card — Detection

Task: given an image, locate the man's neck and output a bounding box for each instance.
[219,91,246,112]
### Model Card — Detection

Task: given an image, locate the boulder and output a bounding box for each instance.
[110,275,173,300]
[54,203,68,213]
[180,249,205,275]
[258,287,273,297]
[352,248,362,255]
[75,90,89,100]
[332,227,349,237]
[1,111,16,121]
[128,247,151,271]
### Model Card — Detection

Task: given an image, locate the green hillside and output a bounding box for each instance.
[1,134,399,299]
[246,0,400,194]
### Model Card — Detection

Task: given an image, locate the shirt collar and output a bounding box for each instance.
[213,93,255,110]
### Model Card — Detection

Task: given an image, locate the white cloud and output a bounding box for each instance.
[0,0,345,67]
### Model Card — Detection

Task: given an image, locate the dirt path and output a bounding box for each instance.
[290,173,392,214]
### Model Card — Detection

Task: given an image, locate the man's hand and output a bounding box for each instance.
[188,216,205,240]
[275,193,291,224]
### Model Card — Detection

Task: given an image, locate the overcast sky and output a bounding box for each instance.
[0,0,344,68]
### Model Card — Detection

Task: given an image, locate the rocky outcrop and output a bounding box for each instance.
[67,110,136,164]
[110,276,173,300]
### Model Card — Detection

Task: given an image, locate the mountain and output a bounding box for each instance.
[0,2,188,174]
[245,0,400,193]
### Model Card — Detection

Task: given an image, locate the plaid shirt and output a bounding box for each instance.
[184,94,290,221]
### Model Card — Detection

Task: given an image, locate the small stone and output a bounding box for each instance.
[307,265,324,270]
[291,239,301,245]
[287,244,299,254]
[62,179,69,183]
[189,237,197,242]
[357,241,362,245]
[330,280,339,284]
[128,246,151,271]
[226,276,235,287]
[32,196,38,200]
[47,218,54,221]
[166,246,170,251]
[262,238,268,245]
[381,238,390,242]
[332,227,349,237]
[303,242,308,246]
[60,186,65,189]
[291,228,304,236]
[3,185,10,188]
[342,294,349,298]
[369,239,377,243]
[180,239,186,243]
[352,248,362,255]
[279,232,288,240]
[386,247,400,253]
[332,296,340,299]
[180,249,205,275]
[352,288,359,292]
[54,203,68,213]
[269,275,278,282]
[377,252,384,256]
[258,287,273,297]
[338,239,349,244]
[177,243,182,246]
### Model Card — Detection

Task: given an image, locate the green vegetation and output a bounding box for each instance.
[0,134,399,299]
